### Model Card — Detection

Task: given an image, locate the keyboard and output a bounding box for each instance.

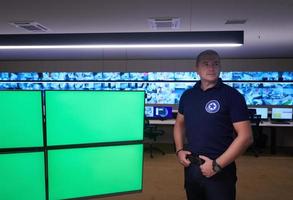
[270,121,291,124]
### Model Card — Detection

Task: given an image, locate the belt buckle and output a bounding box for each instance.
[186,154,205,165]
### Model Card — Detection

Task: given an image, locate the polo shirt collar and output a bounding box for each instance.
[194,78,223,91]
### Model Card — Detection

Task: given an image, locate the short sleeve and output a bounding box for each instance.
[229,89,249,123]
[178,91,187,115]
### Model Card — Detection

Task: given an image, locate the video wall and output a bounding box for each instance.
[0,91,144,200]
[0,71,292,105]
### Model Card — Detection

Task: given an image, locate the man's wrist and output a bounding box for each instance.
[212,160,222,173]
[175,148,184,156]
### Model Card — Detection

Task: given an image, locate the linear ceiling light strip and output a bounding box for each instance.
[0,43,242,49]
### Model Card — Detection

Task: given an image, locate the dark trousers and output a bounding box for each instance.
[184,162,237,200]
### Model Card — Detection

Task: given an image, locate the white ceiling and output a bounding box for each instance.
[0,0,292,60]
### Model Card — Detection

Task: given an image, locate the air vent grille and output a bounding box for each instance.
[148,18,180,30]
[10,21,49,32]
[225,19,247,25]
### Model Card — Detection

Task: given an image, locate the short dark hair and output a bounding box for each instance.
[196,50,220,67]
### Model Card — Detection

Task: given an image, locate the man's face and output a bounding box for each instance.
[196,54,221,83]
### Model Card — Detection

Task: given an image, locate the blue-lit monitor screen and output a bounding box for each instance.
[250,107,269,120]
[145,106,173,119]
[271,108,293,120]
[1,72,293,106]
[233,82,293,106]
[145,106,154,118]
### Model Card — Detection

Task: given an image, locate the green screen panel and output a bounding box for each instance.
[46,91,144,146]
[0,91,43,148]
[48,144,143,199]
[0,152,46,200]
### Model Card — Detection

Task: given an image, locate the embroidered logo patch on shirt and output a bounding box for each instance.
[205,100,220,113]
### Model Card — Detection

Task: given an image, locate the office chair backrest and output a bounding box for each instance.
[248,108,257,116]
[143,117,166,158]
[249,114,261,126]
[249,114,263,157]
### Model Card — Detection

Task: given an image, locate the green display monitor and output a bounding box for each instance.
[48,144,143,200]
[0,152,46,200]
[45,91,145,146]
[0,91,43,149]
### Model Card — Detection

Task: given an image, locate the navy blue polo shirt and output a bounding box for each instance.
[178,78,249,159]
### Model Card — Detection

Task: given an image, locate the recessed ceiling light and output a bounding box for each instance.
[10,21,49,32]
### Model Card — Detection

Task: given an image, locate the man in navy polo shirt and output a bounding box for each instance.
[173,50,253,200]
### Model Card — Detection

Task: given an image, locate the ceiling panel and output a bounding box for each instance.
[0,0,292,60]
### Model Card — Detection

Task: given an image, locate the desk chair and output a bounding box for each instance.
[144,118,165,158]
[249,114,263,157]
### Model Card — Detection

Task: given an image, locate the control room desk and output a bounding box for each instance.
[149,119,293,154]
[259,121,293,154]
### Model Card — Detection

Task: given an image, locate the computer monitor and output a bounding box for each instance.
[248,108,256,116]
[0,152,46,200]
[249,107,269,120]
[271,108,293,121]
[45,91,145,146]
[48,144,143,199]
[145,106,173,119]
[155,106,173,119]
[145,106,155,118]
[0,91,43,149]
